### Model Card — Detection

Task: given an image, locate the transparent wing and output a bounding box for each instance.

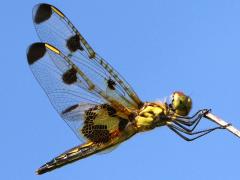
[32,3,143,110]
[27,43,130,143]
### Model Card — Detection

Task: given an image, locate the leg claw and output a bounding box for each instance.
[223,123,232,128]
[219,123,232,129]
[201,109,211,116]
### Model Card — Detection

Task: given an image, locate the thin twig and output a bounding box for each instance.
[205,112,240,138]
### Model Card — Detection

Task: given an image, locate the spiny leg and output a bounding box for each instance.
[171,109,211,132]
[170,113,203,133]
[169,123,225,135]
[173,119,201,132]
[175,115,201,127]
[167,123,230,141]
[175,109,211,126]
[176,109,208,120]
[172,121,199,132]
[168,126,213,141]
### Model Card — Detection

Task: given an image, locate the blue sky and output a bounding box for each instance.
[1,0,240,179]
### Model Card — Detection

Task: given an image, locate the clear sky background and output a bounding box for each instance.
[1,0,240,179]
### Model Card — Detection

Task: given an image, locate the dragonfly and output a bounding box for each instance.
[27,3,230,175]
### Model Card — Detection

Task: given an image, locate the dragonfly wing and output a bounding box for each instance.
[27,43,130,143]
[32,3,143,110]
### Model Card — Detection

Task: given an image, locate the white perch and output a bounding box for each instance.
[205,112,240,138]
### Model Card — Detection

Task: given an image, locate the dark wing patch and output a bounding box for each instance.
[101,104,117,116]
[62,104,79,114]
[62,67,78,84]
[118,118,129,131]
[81,104,126,143]
[82,124,110,143]
[34,4,52,24]
[66,34,83,52]
[27,43,46,64]
[107,79,116,90]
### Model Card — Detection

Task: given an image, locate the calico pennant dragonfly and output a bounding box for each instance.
[27,3,229,175]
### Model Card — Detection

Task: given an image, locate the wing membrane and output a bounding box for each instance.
[32,3,143,110]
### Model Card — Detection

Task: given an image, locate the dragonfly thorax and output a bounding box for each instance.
[135,103,168,131]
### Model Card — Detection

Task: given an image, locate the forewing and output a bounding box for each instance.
[32,3,143,110]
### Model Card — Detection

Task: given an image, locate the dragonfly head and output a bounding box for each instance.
[169,91,192,116]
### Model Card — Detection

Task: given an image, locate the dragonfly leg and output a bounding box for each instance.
[168,126,213,141]
[173,120,201,132]
[172,112,204,132]
[171,109,211,132]
[167,123,230,141]
[175,109,211,126]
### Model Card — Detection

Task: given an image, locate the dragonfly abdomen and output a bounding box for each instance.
[36,142,97,175]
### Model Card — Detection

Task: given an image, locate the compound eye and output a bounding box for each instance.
[170,91,192,116]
